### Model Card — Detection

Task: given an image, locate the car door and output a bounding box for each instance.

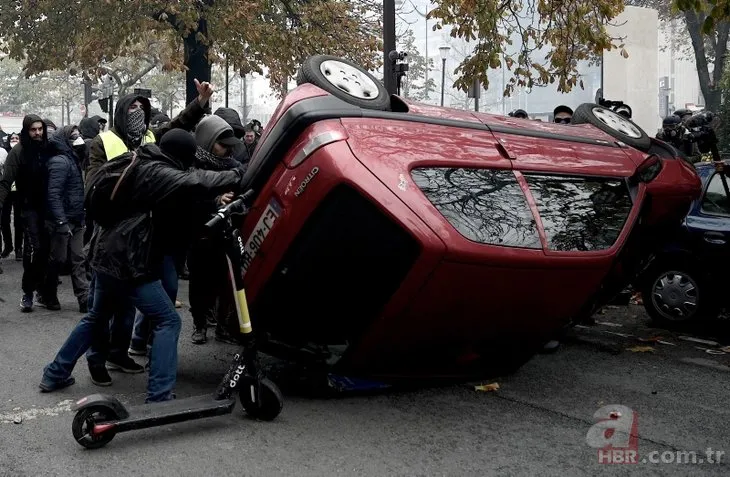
[685,171,730,266]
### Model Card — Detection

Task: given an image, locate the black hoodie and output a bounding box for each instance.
[0,114,49,211]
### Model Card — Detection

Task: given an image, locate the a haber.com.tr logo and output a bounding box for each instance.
[586,405,639,464]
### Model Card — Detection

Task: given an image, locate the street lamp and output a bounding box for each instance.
[439,46,450,107]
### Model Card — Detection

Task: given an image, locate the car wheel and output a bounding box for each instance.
[641,261,716,327]
[571,103,651,152]
[296,55,391,110]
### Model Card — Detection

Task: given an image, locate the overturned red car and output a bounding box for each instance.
[234,56,701,381]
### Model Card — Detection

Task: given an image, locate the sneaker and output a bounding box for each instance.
[78,299,88,314]
[20,294,33,313]
[106,357,144,374]
[14,249,22,261]
[36,294,61,311]
[39,376,75,393]
[540,340,561,354]
[88,367,112,387]
[191,328,207,345]
[175,300,183,309]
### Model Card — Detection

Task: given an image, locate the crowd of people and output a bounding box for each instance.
[0,80,262,403]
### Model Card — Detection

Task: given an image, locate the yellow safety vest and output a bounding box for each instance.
[99,130,156,161]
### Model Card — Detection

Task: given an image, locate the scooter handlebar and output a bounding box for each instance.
[205,190,255,229]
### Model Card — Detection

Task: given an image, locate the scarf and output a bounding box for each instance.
[194,146,240,171]
[126,108,147,146]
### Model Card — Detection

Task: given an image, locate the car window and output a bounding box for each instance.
[524,174,632,252]
[701,173,730,216]
[411,167,541,248]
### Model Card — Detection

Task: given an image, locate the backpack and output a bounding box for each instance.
[84,151,138,227]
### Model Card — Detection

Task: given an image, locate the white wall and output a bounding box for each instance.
[603,6,660,134]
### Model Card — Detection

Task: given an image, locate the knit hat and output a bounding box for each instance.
[159,129,197,169]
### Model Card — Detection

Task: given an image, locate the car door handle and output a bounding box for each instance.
[703,232,727,245]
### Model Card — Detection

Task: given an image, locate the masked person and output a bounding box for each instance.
[0,116,53,312]
[188,115,243,345]
[40,129,244,401]
[45,126,90,312]
[87,80,214,369]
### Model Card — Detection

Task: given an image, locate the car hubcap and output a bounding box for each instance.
[592,107,643,138]
[651,271,699,321]
[319,60,379,100]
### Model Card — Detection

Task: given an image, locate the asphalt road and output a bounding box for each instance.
[1,258,729,476]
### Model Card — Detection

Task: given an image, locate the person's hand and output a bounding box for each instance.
[195,79,214,106]
[218,192,234,206]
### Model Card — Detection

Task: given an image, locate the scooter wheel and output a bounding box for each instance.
[240,377,284,421]
[72,405,118,449]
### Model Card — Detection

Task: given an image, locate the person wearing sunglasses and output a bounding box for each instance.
[553,105,573,124]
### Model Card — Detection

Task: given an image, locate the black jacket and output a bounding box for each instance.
[88,144,242,283]
[0,114,49,211]
[46,126,85,225]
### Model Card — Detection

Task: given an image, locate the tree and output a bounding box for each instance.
[0,0,382,104]
[427,0,627,95]
[397,29,437,102]
[716,65,730,153]
[630,0,729,112]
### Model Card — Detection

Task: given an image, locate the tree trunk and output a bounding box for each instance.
[184,19,212,106]
[684,11,729,112]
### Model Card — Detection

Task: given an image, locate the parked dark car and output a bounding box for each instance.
[639,159,730,326]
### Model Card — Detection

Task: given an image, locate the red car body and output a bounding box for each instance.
[236,84,701,380]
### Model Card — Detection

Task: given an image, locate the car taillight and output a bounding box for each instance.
[290,130,348,167]
[634,155,663,184]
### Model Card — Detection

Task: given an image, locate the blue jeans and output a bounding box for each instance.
[85,273,137,365]
[43,272,182,402]
[130,255,179,352]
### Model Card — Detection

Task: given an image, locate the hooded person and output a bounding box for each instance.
[43,119,57,137]
[44,126,90,311]
[40,133,244,401]
[214,107,249,167]
[83,79,215,373]
[86,78,215,185]
[0,114,52,312]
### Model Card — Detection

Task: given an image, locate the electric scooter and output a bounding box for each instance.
[71,190,284,449]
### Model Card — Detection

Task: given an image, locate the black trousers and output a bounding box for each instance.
[46,222,89,301]
[188,238,234,331]
[21,209,52,297]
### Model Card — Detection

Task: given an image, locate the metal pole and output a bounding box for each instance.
[440,58,446,107]
[243,75,248,122]
[225,58,229,108]
[383,0,396,95]
[109,93,114,129]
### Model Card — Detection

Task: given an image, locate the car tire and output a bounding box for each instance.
[296,55,391,110]
[572,103,652,152]
[640,259,717,327]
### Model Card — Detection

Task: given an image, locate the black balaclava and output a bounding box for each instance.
[159,129,197,170]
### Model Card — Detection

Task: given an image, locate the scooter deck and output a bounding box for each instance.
[114,395,237,432]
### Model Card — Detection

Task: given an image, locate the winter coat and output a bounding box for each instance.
[86,94,208,185]
[88,144,243,283]
[0,114,50,212]
[46,126,86,225]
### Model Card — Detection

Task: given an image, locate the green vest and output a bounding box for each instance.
[99,130,156,161]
